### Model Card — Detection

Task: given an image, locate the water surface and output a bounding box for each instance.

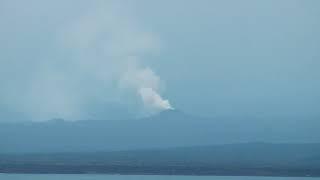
[0,174,319,180]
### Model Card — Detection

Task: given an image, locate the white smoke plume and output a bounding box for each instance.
[0,1,172,121]
[120,59,173,112]
[139,88,173,110]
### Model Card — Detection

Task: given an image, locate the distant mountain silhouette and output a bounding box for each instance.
[0,109,319,153]
[1,143,320,176]
[145,109,194,121]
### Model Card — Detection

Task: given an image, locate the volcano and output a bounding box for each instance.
[0,109,319,153]
[146,109,194,121]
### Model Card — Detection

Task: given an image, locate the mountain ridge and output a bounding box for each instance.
[1,142,320,176]
[0,109,319,153]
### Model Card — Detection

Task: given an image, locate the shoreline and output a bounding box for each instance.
[1,168,319,177]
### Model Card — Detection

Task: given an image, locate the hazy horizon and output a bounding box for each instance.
[1,1,320,178]
[1,0,320,126]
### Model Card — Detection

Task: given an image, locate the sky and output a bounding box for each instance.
[0,0,320,122]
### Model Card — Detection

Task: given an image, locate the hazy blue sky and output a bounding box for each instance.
[0,0,319,121]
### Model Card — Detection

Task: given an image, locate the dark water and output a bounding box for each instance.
[0,174,318,180]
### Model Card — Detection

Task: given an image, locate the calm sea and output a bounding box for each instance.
[0,174,319,180]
